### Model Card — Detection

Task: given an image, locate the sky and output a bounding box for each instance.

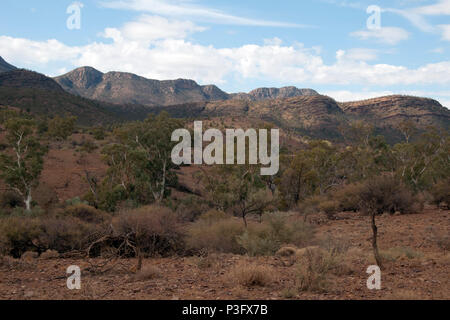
[0,0,449,108]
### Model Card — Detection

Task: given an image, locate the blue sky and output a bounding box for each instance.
[1,0,449,107]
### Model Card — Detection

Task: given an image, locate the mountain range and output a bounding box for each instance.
[0,56,449,142]
[54,66,318,106]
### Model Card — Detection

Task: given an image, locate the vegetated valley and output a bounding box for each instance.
[0,58,449,300]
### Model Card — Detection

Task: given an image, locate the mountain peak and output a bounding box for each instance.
[0,56,17,73]
[55,66,104,91]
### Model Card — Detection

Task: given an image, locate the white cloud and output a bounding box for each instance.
[119,15,206,42]
[386,1,450,38]
[439,25,450,40]
[412,0,450,15]
[340,48,378,61]
[325,90,394,102]
[100,0,310,28]
[263,37,283,46]
[350,27,410,45]
[1,16,450,88]
[430,47,445,53]
[385,8,435,32]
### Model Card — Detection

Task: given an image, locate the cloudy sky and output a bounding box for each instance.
[1,0,450,107]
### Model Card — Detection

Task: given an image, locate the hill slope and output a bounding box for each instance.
[0,56,16,73]
[54,67,230,106]
[146,94,450,141]
[341,95,450,131]
[230,87,318,101]
[0,70,152,125]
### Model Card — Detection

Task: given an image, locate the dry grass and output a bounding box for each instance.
[39,249,59,260]
[134,265,162,281]
[193,255,219,270]
[280,287,298,299]
[296,246,350,293]
[388,289,421,300]
[379,247,423,262]
[229,262,275,287]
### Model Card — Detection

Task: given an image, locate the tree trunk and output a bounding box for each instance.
[242,212,248,228]
[371,212,383,269]
[24,193,32,212]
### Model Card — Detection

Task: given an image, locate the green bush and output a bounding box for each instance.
[0,217,40,257]
[331,183,362,212]
[430,179,450,209]
[0,214,106,257]
[65,197,88,206]
[198,209,230,223]
[237,214,315,256]
[186,218,245,254]
[38,216,103,253]
[357,176,422,215]
[175,196,210,222]
[58,204,110,224]
[318,200,339,218]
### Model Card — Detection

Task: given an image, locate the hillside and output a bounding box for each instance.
[0,69,152,125]
[1,67,449,141]
[340,95,450,131]
[147,94,450,141]
[54,67,230,106]
[230,87,318,101]
[0,57,16,73]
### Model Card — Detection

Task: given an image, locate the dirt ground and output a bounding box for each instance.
[0,207,448,300]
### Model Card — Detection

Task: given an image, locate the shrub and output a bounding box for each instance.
[0,217,41,257]
[318,200,339,218]
[39,249,59,259]
[92,127,106,140]
[21,251,38,260]
[0,191,23,210]
[194,255,218,269]
[297,196,323,219]
[230,263,274,287]
[33,184,58,210]
[237,214,315,256]
[175,196,210,222]
[37,216,103,253]
[430,179,450,209]
[237,230,280,257]
[113,206,185,257]
[296,246,347,292]
[186,218,245,254]
[331,183,361,212]
[65,197,88,206]
[357,176,421,215]
[79,140,98,153]
[59,204,110,224]
[198,209,230,223]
